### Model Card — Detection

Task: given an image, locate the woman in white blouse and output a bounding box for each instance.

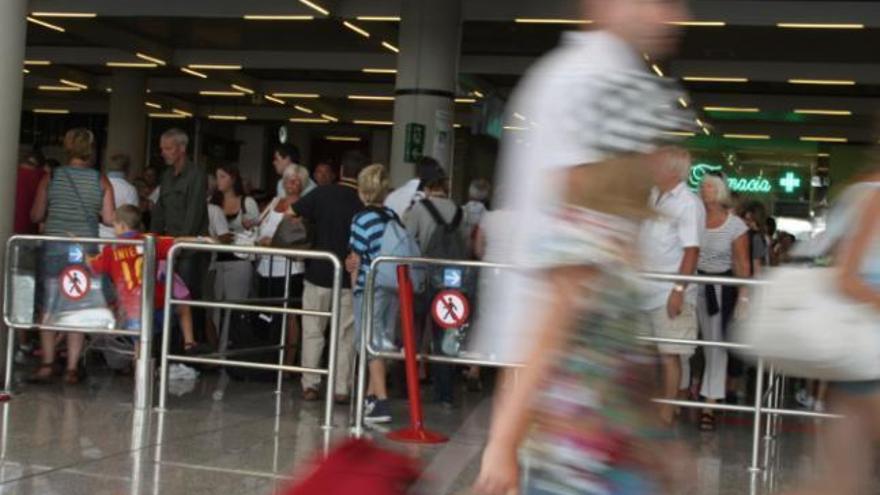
[694,175,751,431]
[255,164,311,365]
[207,164,260,337]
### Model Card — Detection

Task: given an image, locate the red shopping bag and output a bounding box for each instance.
[283,439,421,495]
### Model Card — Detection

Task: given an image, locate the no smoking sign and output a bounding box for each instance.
[59,265,91,301]
[431,290,470,330]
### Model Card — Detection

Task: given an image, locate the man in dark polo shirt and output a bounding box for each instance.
[151,128,210,348]
[293,150,366,402]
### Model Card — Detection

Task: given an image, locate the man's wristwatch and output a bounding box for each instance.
[672,284,686,293]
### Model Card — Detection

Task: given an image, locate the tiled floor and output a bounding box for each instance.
[0,369,840,494]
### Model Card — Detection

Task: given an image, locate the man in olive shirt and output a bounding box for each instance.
[151,128,210,347]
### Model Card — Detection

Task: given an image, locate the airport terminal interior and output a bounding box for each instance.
[2,0,880,494]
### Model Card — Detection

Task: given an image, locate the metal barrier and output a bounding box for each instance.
[157,242,344,430]
[1,234,158,411]
[353,256,842,473]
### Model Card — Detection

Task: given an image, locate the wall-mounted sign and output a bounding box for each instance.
[689,163,802,195]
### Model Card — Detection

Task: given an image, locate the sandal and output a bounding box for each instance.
[27,364,54,384]
[699,411,717,432]
[63,369,81,385]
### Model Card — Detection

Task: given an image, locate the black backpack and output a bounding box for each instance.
[420,199,469,290]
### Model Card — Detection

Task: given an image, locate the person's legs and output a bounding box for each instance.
[431,321,454,405]
[300,281,330,394]
[176,306,195,346]
[64,333,85,383]
[333,289,356,398]
[697,288,726,428]
[652,303,697,424]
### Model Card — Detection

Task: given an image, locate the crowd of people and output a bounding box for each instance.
[12,126,501,424]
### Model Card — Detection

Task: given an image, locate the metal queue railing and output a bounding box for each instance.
[157,242,344,430]
[353,256,842,473]
[1,234,158,411]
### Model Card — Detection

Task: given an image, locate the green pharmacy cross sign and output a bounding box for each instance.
[689,164,803,195]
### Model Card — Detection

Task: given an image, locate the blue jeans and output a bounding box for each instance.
[353,289,400,355]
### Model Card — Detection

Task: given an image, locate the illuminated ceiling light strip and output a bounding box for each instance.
[354,120,394,126]
[356,16,401,22]
[199,90,246,96]
[362,68,397,74]
[136,52,166,66]
[106,62,158,68]
[455,98,477,104]
[818,153,831,158]
[453,124,462,129]
[24,60,51,66]
[343,21,371,38]
[664,131,697,137]
[723,133,771,140]
[272,93,320,99]
[181,67,208,79]
[189,64,242,70]
[800,136,848,143]
[503,126,527,131]
[264,95,286,105]
[325,136,362,142]
[31,12,96,18]
[26,17,65,32]
[294,105,314,114]
[243,15,314,20]
[513,112,527,121]
[777,23,864,29]
[59,79,88,90]
[788,79,856,86]
[667,21,726,27]
[321,114,339,122]
[678,97,689,108]
[290,117,330,123]
[145,102,162,109]
[514,18,592,25]
[38,85,81,92]
[149,113,187,119]
[651,64,664,77]
[793,109,852,116]
[33,108,70,114]
[703,106,761,113]
[231,84,255,95]
[299,0,330,16]
[209,115,248,121]
[702,127,711,136]
[22,68,30,75]
[172,108,193,117]
[348,95,394,101]
[472,90,484,98]
[683,76,749,83]
[382,41,400,53]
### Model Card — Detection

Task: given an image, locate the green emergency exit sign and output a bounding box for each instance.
[404,123,426,163]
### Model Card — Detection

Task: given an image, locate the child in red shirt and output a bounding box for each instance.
[90,205,206,353]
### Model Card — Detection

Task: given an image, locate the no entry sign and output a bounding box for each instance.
[431,290,470,330]
[59,265,91,301]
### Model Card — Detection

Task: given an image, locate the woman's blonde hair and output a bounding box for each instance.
[63,128,95,162]
[358,163,390,206]
[282,164,310,189]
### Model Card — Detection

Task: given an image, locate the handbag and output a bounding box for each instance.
[735,265,880,380]
[734,182,880,381]
[282,439,420,495]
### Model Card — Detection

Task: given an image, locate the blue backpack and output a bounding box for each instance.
[374,210,426,293]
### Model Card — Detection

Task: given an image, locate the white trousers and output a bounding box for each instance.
[696,284,728,400]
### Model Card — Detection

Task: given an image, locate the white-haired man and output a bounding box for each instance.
[640,146,705,425]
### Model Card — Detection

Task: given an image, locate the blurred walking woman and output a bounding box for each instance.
[786,169,880,495]
[29,128,116,384]
[695,175,750,430]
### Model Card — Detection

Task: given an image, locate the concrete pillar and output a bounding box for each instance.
[389,0,462,186]
[0,0,28,384]
[106,70,147,177]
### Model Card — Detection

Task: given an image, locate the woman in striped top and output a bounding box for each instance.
[29,128,116,384]
[348,164,397,423]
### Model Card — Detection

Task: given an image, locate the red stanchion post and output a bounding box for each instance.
[387,265,448,444]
